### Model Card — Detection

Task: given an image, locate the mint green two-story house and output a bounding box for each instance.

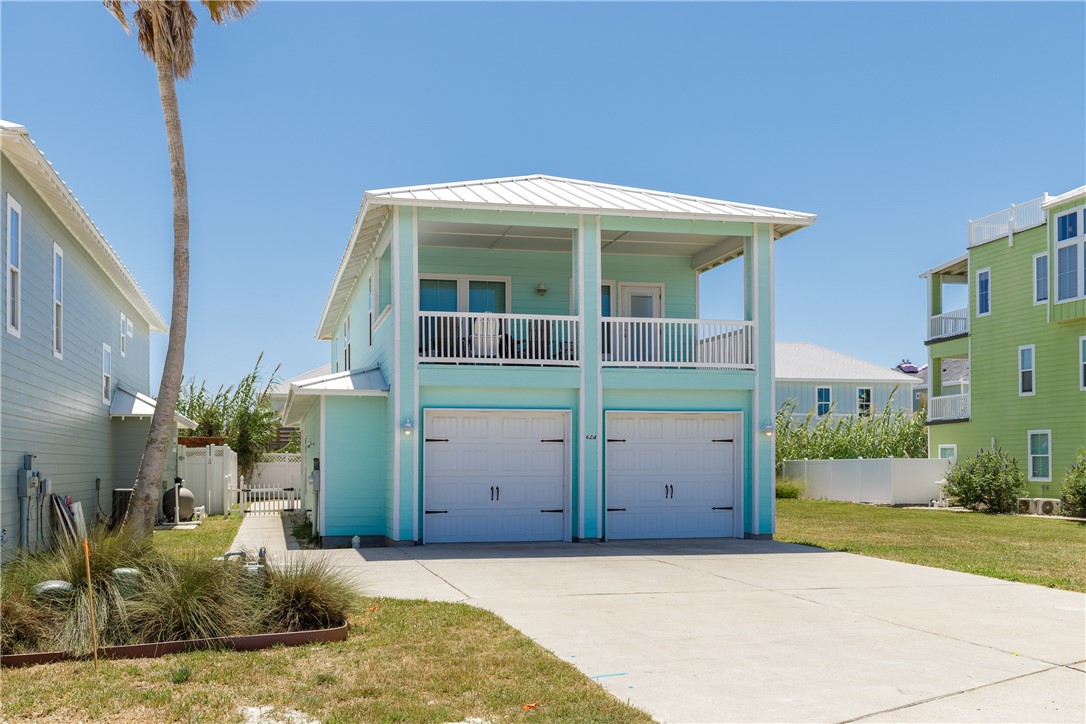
[283,176,815,545]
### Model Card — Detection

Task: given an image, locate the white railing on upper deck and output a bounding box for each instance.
[928,308,969,339]
[603,318,754,369]
[929,393,969,422]
[969,196,1046,247]
[418,311,579,365]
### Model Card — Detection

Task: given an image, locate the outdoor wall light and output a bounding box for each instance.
[536,281,548,296]
[401,418,414,437]
[760,423,775,438]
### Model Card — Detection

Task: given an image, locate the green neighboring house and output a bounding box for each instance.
[921,186,1086,498]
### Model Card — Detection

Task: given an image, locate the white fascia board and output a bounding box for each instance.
[290,388,389,398]
[1041,186,1086,209]
[371,194,817,227]
[919,253,969,279]
[315,198,374,340]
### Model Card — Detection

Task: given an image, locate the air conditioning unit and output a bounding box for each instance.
[1017,498,1038,515]
[1036,498,1062,516]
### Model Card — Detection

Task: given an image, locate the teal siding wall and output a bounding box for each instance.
[776,381,913,417]
[1,159,153,558]
[323,396,387,537]
[300,402,321,530]
[602,255,697,318]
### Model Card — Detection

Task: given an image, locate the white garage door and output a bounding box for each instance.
[424,410,568,543]
[605,412,741,539]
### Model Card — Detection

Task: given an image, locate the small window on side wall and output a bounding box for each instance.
[1033,253,1048,304]
[53,244,63,358]
[1018,345,1035,396]
[857,388,872,417]
[6,194,22,337]
[937,444,957,462]
[816,387,831,416]
[976,269,991,316]
[119,313,127,357]
[1028,430,1051,482]
[102,344,112,404]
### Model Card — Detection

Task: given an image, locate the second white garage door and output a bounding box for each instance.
[423,410,569,543]
[605,411,741,539]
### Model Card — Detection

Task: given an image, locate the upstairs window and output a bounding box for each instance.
[857,387,872,417]
[53,244,63,358]
[1018,345,1035,396]
[343,314,351,371]
[976,268,991,316]
[102,344,112,404]
[119,313,127,357]
[6,194,21,336]
[1033,253,1048,304]
[377,243,392,320]
[816,387,831,416]
[1055,207,1085,302]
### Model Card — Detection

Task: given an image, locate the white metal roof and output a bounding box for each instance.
[269,362,333,398]
[281,367,389,426]
[1,121,167,332]
[110,385,197,429]
[1041,185,1086,209]
[317,174,816,339]
[776,343,921,385]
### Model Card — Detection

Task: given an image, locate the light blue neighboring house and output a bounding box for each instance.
[1,120,191,559]
[283,175,816,545]
[775,342,920,419]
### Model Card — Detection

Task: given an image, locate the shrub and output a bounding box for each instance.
[1060,448,1086,517]
[260,556,356,632]
[943,447,1026,513]
[776,478,802,499]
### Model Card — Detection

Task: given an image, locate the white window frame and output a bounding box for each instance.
[52,243,63,359]
[816,386,832,416]
[1032,252,1048,305]
[975,267,991,317]
[417,274,514,313]
[1054,205,1085,303]
[119,312,127,357]
[1027,429,1052,482]
[343,314,351,372]
[6,194,22,337]
[856,387,873,417]
[374,238,393,329]
[1017,344,1035,397]
[937,444,957,462]
[1079,335,1085,392]
[102,343,112,405]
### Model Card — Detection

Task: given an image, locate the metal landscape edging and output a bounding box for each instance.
[0,622,348,668]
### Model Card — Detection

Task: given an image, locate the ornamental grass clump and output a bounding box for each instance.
[260,556,356,632]
[943,447,1027,514]
[1060,448,1086,517]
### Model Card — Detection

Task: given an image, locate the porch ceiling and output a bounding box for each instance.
[418,220,746,265]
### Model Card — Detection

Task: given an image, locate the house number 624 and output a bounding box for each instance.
[585,434,598,440]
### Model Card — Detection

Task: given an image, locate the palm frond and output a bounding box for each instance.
[201,0,258,24]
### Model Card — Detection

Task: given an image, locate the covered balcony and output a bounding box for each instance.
[413,208,755,369]
[922,254,970,343]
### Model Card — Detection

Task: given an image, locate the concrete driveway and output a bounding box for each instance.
[317,539,1084,723]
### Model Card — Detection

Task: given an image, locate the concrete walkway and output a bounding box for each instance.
[232,519,1085,723]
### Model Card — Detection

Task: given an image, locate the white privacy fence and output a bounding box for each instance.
[175,444,238,516]
[781,458,952,505]
[250,452,302,489]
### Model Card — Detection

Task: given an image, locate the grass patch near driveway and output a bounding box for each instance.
[1,597,652,723]
[152,516,242,559]
[776,499,1086,592]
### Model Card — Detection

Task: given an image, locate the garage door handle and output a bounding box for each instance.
[540,509,563,513]
[712,439,733,443]
[540,438,564,443]
[712,506,733,511]
[424,510,448,515]
[607,507,626,512]
[607,438,626,443]
[425,438,449,443]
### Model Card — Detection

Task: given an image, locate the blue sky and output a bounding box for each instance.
[3,2,1084,390]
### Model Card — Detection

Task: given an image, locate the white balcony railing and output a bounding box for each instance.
[929,393,969,422]
[969,196,1046,247]
[928,308,969,339]
[603,318,754,369]
[418,311,579,365]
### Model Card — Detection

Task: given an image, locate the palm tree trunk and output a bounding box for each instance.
[125,51,190,535]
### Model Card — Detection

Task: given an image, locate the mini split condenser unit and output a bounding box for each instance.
[1036,498,1062,516]
[1017,498,1036,514]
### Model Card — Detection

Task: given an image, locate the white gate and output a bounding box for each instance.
[228,475,301,516]
[175,444,238,516]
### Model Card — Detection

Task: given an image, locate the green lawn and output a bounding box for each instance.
[1,598,651,723]
[152,515,242,559]
[776,499,1086,592]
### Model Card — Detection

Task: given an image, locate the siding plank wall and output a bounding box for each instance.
[2,159,153,559]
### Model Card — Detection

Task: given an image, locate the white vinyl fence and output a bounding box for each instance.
[781,458,952,505]
[175,444,238,516]
[250,452,302,489]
